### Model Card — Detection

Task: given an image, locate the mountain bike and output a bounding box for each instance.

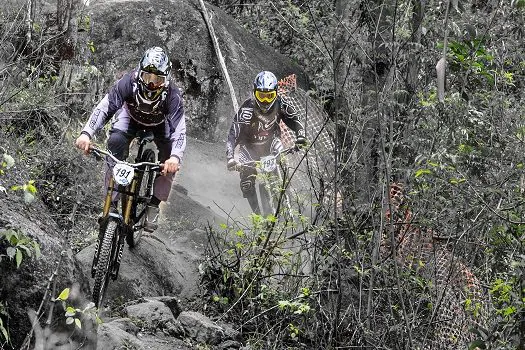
[89,131,162,308]
[236,146,298,219]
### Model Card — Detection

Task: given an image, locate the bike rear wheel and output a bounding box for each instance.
[92,218,119,308]
[127,148,156,248]
[259,182,275,216]
[259,168,295,221]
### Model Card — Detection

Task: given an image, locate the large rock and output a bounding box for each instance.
[0,195,88,348]
[76,232,200,302]
[79,0,307,141]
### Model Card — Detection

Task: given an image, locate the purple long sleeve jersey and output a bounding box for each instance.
[81,71,186,161]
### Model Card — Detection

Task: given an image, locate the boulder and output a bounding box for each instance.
[0,196,89,348]
[76,233,199,303]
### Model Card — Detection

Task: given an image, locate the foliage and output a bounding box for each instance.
[209,0,525,348]
[200,209,320,346]
[55,288,99,329]
[0,229,41,268]
[0,151,42,346]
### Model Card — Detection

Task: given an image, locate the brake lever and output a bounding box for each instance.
[90,149,104,161]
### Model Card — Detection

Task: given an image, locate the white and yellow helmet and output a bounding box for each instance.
[253,71,278,113]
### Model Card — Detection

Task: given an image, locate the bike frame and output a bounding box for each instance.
[91,136,161,275]
[96,143,159,223]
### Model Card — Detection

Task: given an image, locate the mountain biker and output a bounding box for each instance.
[75,46,186,232]
[226,70,307,214]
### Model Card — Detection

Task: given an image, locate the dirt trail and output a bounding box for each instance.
[151,137,252,296]
[169,136,251,221]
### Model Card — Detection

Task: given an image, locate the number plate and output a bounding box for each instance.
[113,163,134,186]
[260,155,277,172]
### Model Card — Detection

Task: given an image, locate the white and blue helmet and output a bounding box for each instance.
[136,47,171,102]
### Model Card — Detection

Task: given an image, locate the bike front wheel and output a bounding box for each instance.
[92,218,119,308]
[127,148,156,248]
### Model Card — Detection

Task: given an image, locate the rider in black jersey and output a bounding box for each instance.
[226,71,306,214]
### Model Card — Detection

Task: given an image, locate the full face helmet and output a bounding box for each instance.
[253,71,278,113]
[136,47,172,103]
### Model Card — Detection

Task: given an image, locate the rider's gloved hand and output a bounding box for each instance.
[75,133,91,155]
[227,158,239,171]
[162,156,180,175]
[295,135,307,149]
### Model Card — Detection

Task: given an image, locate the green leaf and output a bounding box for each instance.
[33,242,41,258]
[266,214,277,222]
[0,318,8,341]
[2,154,14,169]
[278,300,290,309]
[65,306,76,317]
[24,181,37,194]
[75,318,82,329]
[57,288,70,301]
[469,340,486,349]
[23,191,35,204]
[15,249,23,268]
[414,169,432,178]
[18,244,32,257]
[6,247,16,258]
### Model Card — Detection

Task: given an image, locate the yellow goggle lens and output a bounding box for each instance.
[255,90,277,103]
[141,71,166,89]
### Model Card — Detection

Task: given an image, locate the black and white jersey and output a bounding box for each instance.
[226,96,304,160]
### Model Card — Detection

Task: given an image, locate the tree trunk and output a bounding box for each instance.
[26,0,36,45]
[406,0,426,95]
[57,0,80,59]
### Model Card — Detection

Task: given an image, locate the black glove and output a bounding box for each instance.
[227,158,239,171]
[295,135,307,148]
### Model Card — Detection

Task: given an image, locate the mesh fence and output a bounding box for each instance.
[277,74,340,223]
[278,77,487,348]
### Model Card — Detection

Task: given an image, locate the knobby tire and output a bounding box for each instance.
[92,219,119,308]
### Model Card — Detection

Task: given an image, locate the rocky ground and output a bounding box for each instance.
[74,137,253,349]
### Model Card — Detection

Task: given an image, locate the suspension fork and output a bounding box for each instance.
[123,177,138,226]
[102,177,116,216]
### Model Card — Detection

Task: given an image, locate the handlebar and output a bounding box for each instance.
[234,146,299,171]
[89,145,163,171]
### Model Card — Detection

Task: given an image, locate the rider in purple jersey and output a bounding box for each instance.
[226,71,306,214]
[75,47,186,232]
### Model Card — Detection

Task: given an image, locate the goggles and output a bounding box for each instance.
[255,90,277,104]
[140,71,167,89]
